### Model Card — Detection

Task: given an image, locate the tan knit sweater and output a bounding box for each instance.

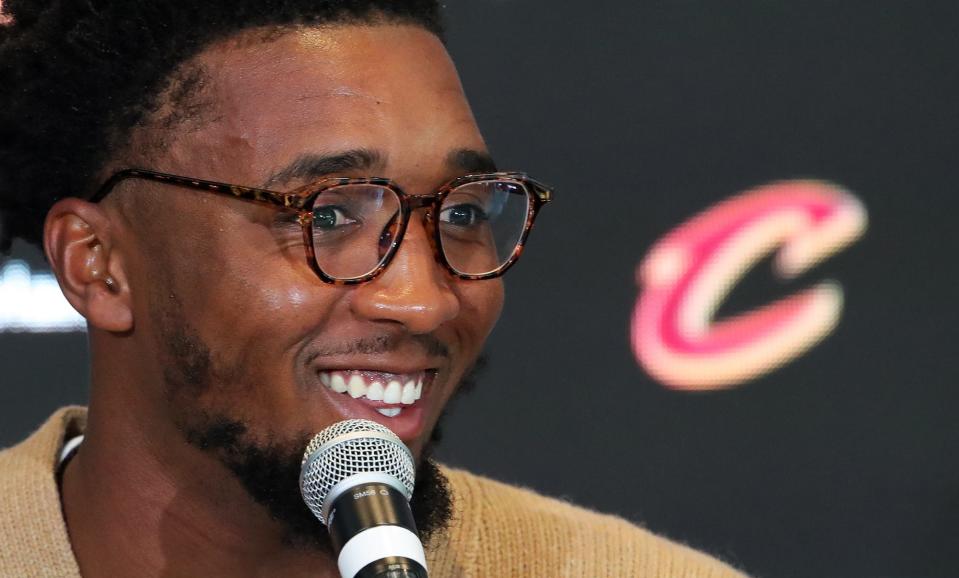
[0,408,747,577]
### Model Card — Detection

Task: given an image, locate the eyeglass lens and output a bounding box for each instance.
[309,180,531,280]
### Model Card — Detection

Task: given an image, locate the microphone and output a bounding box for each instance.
[300,419,428,578]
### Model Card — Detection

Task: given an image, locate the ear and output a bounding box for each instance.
[43,198,134,332]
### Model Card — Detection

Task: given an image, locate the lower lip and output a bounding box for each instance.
[320,388,427,443]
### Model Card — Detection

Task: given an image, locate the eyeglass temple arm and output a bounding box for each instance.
[89,168,304,209]
[514,174,553,204]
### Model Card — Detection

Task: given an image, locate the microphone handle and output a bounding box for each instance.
[329,482,428,578]
[356,558,427,578]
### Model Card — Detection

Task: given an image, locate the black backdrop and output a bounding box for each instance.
[2,2,958,577]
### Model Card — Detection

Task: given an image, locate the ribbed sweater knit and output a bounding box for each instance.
[0,407,747,577]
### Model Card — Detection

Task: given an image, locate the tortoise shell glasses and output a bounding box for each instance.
[90,168,553,285]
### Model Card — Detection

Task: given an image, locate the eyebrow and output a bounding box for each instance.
[448,148,498,174]
[263,147,498,189]
[263,149,384,188]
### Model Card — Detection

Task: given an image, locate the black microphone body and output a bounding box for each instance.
[328,482,427,578]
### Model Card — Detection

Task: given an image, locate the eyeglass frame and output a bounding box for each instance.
[89,168,553,285]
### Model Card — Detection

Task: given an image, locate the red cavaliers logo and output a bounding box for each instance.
[0,1,11,26]
[632,180,867,391]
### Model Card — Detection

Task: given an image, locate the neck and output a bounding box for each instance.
[61,373,340,577]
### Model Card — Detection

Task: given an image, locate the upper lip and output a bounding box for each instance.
[309,360,440,375]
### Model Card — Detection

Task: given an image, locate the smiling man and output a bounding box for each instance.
[0,1,746,577]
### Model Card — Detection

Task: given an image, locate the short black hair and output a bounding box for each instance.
[0,0,443,252]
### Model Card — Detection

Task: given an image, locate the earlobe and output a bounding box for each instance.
[43,198,134,332]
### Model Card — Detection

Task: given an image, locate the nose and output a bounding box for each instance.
[349,213,460,334]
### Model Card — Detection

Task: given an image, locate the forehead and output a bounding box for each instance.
[152,24,486,188]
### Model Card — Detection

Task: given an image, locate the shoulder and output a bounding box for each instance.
[432,466,747,578]
[0,407,85,578]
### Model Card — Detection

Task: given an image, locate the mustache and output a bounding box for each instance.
[305,333,450,361]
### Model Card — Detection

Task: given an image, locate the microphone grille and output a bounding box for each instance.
[300,419,415,525]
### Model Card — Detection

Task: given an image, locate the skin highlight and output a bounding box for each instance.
[48,24,502,578]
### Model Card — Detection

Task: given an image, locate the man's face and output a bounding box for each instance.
[109,23,501,534]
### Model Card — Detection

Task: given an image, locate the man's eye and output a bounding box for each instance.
[440,204,488,226]
[313,206,356,230]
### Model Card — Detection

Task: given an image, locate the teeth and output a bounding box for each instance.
[366,381,384,401]
[330,373,348,393]
[319,371,425,405]
[377,408,402,418]
[347,374,366,399]
[401,381,416,405]
[383,380,402,404]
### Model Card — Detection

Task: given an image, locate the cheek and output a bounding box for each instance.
[457,279,505,343]
[196,244,336,345]
[133,208,336,352]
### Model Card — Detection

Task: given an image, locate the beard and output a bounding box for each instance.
[182,415,453,551]
[151,290,482,553]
